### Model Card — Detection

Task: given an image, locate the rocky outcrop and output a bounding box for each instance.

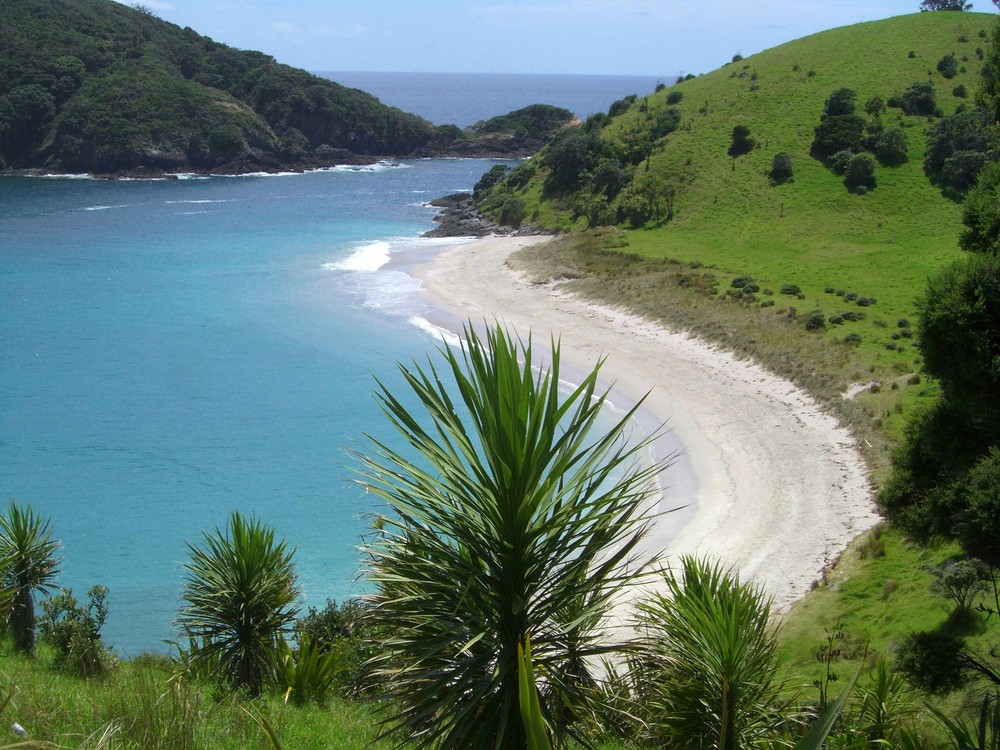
[423,193,554,238]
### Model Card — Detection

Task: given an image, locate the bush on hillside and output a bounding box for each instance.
[937,53,959,79]
[608,94,638,118]
[39,585,112,678]
[769,152,794,184]
[844,153,877,191]
[925,108,999,192]
[875,127,910,166]
[961,160,1000,254]
[824,87,858,116]
[728,124,756,157]
[899,81,940,116]
[812,114,866,158]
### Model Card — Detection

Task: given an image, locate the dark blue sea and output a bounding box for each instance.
[319,72,666,127]
[0,74,666,656]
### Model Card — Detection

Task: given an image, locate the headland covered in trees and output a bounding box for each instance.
[0,0,577,176]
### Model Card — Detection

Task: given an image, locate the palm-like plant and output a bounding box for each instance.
[357,322,670,749]
[633,556,787,750]
[177,511,299,697]
[0,501,61,654]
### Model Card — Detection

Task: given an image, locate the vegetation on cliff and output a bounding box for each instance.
[0,0,575,174]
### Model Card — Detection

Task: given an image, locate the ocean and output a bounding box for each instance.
[0,73,666,656]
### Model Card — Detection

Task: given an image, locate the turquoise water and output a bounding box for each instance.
[0,161,507,654]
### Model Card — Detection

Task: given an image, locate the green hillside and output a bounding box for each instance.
[0,0,577,174]
[487,11,996,453]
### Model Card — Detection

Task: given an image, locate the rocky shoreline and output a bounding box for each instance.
[423,193,553,238]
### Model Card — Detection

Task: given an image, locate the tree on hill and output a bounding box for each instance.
[919,0,973,9]
[357,323,668,749]
[0,502,61,655]
[177,512,299,697]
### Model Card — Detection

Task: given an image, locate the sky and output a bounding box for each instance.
[135,0,998,77]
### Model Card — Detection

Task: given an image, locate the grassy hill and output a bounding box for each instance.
[492,11,995,456]
[488,11,1000,726]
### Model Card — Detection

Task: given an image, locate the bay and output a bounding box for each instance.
[0,72,672,657]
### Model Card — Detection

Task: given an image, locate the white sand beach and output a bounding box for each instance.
[413,234,880,612]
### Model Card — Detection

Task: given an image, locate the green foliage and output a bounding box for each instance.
[473,164,511,199]
[924,107,999,192]
[844,152,878,191]
[812,114,866,158]
[919,253,1000,414]
[920,0,973,9]
[542,127,612,195]
[273,637,341,706]
[666,90,683,104]
[939,52,960,79]
[896,630,968,694]
[295,598,384,694]
[961,160,1000,253]
[875,127,910,165]
[633,557,786,750]
[899,80,940,115]
[824,87,858,116]
[770,152,794,183]
[471,104,575,140]
[481,189,527,227]
[356,323,666,749]
[954,449,1000,563]
[0,0,438,171]
[0,501,61,655]
[728,124,756,157]
[925,557,990,616]
[177,512,299,697]
[806,309,827,331]
[608,94,638,117]
[37,585,111,677]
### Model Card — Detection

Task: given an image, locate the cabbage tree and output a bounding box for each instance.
[357,322,670,748]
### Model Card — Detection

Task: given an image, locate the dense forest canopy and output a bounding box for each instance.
[0,0,575,174]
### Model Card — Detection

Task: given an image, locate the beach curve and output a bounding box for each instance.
[412,234,880,611]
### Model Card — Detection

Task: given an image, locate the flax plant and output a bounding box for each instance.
[177,512,299,697]
[634,556,787,750]
[357,322,670,749]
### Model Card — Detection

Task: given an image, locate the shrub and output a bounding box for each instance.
[954,84,969,98]
[633,558,783,750]
[896,631,967,695]
[728,124,755,157]
[898,318,911,327]
[857,296,876,306]
[842,311,866,321]
[824,87,857,116]
[925,558,990,617]
[846,292,858,301]
[812,115,866,157]
[666,90,683,104]
[780,283,801,295]
[828,314,844,325]
[844,332,862,344]
[938,53,960,79]
[866,96,887,119]
[875,127,909,166]
[961,160,1000,253]
[900,81,939,116]
[608,94,637,117]
[769,152,793,184]
[38,585,112,677]
[731,275,755,289]
[844,152,877,191]
[805,309,826,331]
[829,149,854,175]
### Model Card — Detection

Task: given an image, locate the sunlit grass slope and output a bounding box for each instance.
[522,11,991,334]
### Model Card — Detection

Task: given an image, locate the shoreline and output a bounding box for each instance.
[411,234,880,611]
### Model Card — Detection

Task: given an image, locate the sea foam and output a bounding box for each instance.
[325,241,392,272]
